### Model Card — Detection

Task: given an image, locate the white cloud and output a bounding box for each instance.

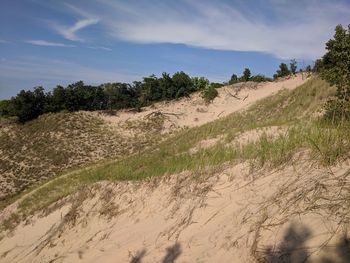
[77,0,350,59]
[87,46,112,51]
[53,18,99,41]
[0,39,9,44]
[25,40,75,47]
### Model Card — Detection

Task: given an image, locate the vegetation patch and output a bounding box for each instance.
[0,111,165,201]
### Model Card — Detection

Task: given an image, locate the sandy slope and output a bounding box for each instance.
[101,74,307,133]
[4,74,344,263]
[1,161,349,263]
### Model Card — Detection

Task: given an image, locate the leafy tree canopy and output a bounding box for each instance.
[321,24,350,120]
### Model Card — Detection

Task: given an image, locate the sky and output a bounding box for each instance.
[0,0,349,99]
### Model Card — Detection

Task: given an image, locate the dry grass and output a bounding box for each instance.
[0,111,165,202]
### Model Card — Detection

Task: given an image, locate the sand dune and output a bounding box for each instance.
[4,74,344,263]
[0,161,349,262]
[101,74,308,133]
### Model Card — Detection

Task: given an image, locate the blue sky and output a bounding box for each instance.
[0,0,349,99]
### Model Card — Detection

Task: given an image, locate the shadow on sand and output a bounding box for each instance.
[130,243,182,263]
[260,223,350,263]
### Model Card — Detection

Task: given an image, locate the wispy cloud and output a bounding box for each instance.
[87,46,112,51]
[25,40,75,47]
[0,39,9,44]
[53,18,99,41]
[78,0,350,59]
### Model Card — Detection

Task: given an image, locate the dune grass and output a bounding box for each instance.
[3,76,350,230]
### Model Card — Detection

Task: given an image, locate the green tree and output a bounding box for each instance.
[49,85,67,112]
[11,87,47,123]
[159,72,174,99]
[322,24,350,120]
[274,63,290,79]
[290,59,297,74]
[172,71,194,98]
[140,75,161,105]
[242,68,251,82]
[0,100,14,116]
[229,73,238,84]
[313,59,323,73]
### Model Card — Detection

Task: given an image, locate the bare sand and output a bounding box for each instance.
[0,161,349,262]
[100,74,307,133]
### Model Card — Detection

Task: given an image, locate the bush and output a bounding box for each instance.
[192,77,209,91]
[0,100,13,117]
[229,73,238,85]
[250,75,272,82]
[202,84,219,103]
[324,99,350,121]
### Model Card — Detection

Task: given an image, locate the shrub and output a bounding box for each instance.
[192,77,209,91]
[250,75,272,82]
[0,100,13,117]
[202,84,219,103]
[229,73,238,84]
[324,99,350,121]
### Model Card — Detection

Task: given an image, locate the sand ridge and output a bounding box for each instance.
[0,161,349,262]
[100,74,308,134]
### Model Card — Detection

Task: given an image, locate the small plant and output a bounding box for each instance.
[202,84,219,103]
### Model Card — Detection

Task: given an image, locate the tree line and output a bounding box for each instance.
[0,72,221,123]
[2,23,346,125]
[229,68,272,85]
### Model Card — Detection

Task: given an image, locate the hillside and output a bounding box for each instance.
[2,75,350,262]
[0,74,305,201]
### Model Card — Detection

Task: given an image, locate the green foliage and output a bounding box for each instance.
[274,63,290,79]
[229,73,238,84]
[324,99,350,121]
[192,77,209,91]
[242,68,251,82]
[249,75,272,82]
[230,71,271,84]
[0,100,13,116]
[202,84,219,103]
[172,71,194,98]
[290,59,297,74]
[313,59,324,73]
[321,24,350,121]
[11,87,48,123]
[6,72,213,123]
